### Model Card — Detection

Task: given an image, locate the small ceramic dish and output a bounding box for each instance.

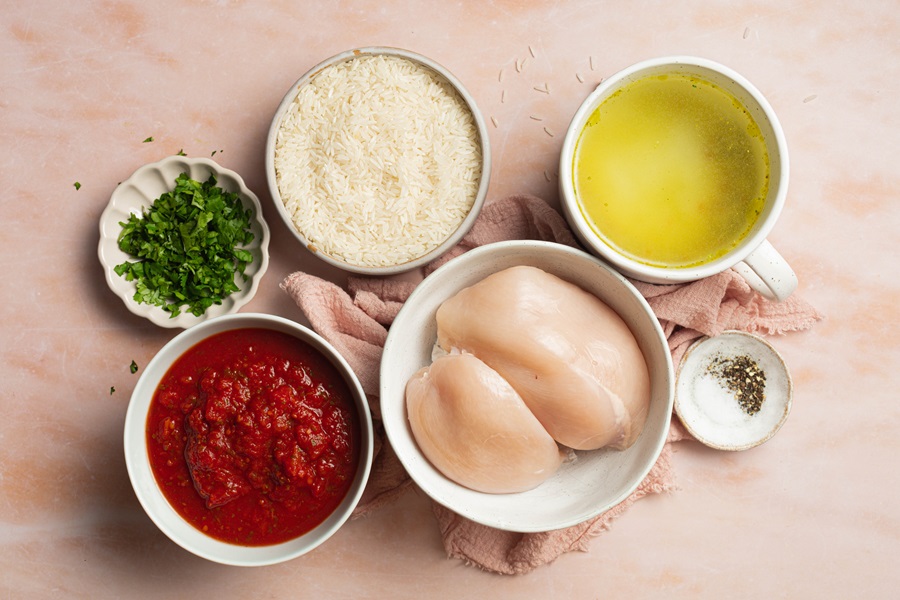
[98,156,270,328]
[380,240,674,532]
[265,46,490,275]
[675,330,792,451]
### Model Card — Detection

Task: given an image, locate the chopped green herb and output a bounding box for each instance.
[114,172,255,318]
[74,181,81,190]
[130,360,139,374]
[211,150,217,156]
[176,149,187,156]
[110,386,116,395]
[143,136,154,143]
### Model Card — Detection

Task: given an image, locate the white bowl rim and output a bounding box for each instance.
[123,312,374,566]
[380,240,674,532]
[98,155,271,329]
[264,46,491,275]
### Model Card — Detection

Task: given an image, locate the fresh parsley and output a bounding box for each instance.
[74,181,81,190]
[130,360,139,374]
[114,173,255,318]
[143,136,154,143]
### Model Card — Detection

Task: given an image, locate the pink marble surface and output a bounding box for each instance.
[2,1,898,597]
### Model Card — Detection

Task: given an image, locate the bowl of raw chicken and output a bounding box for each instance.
[380,240,674,532]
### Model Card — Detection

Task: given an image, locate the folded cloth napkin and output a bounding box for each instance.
[281,194,823,574]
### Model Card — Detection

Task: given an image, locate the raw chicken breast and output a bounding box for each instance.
[406,352,564,494]
[436,265,650,451]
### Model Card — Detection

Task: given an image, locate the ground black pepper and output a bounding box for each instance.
[706,353,766,415]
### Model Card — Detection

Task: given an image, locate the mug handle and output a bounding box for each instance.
[731,240,798,302]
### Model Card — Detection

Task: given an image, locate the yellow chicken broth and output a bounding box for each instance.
[573,73,769,268]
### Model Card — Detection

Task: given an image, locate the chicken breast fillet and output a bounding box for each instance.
[436,265,650,451]
[405,352,564,494]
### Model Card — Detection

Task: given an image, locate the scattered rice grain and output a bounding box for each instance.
[534,83,550,94]
[803,94,818,103]
[743,27,750,39]
[589,55,595,71]
[529,115,543,121]
[576,72,585,83]
[528,45,535,58]
[491,115,499,128]
[543,126,554,137]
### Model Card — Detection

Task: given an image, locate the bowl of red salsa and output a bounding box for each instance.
[124,313,373,566]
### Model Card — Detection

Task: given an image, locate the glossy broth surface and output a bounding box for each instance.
[574,73,769,268]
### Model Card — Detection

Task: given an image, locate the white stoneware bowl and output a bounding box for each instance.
[124,313,374,566]
[265,46,490,275]
[99,156,270,328]
[380,240,674,532]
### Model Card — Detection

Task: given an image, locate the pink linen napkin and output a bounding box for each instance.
[281,194,822,574]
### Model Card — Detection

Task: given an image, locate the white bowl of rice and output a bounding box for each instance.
[266,47,490,275]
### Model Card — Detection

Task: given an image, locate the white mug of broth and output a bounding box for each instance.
[559,56,797,301]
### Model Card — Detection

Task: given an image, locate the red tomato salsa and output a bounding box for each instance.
[147,328,360,546]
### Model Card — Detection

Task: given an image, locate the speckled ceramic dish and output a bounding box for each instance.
[675,330,792,451]
[98,156,270,328]
[380,240,674,532]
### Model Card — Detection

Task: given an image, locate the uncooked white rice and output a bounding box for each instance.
[274,54,483,268]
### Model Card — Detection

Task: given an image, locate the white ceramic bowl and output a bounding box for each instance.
[558,56,795,300]
[675,330,792,451]
[99,156,270,329]
[265,46,490,275]
[380,241,674,532]
[124,313,374,566]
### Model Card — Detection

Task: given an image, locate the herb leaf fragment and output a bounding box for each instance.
[113,172,255,318]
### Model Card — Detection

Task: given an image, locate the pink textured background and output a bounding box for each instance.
[1,1,897,597]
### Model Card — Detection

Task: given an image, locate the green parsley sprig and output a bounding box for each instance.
[114,172,255,318]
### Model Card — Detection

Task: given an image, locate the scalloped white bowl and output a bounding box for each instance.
[380,241,674,532]
[99,156,270,328]
[124,313,374,566]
